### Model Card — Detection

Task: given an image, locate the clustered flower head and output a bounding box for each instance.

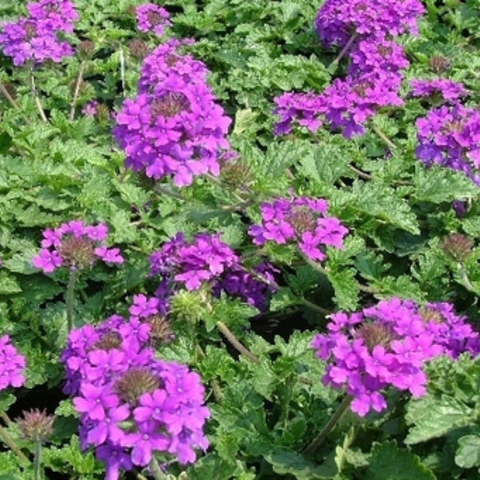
[61,315,209,479]
[248,197,348,262]
[410,78,467,103]
[149,232,276,311]
[135,3,171,37]
[312,298,480,417]
[17,409,55,442]
[315,0,425,49]
[274,1,423,139]
[0,335,26,391]
[415,104,480,186]
[0,0,78,66]
[113,38,232,187]
[32,220,124,273]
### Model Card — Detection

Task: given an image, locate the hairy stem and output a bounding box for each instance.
[303,395,353,456]
[0,82,31,126]
[0,412,12,427]
[66,269,78,332]
[217,321,260,364]
[69,60,86,121]
[371,123,396,150]
[34,441,42,480]
[0,423,30,464]
[196,346,223,401]
[149,457,167,479]
[330,34,358,68]
[29,68,48,123]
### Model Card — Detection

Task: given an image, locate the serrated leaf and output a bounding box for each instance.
[413,164,479,203]
[365,441,435,480]
[327,268,360,311]
[405,394,473,445]
[352,182,419,234]
[264,447,337,479]
[299,144,350,186]
[455,434,480,469]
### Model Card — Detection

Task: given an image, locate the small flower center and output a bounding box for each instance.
[355,322,396,351]
[58,236,96,270]
[147,11,164,26]
[151,92,190,118]
[286,206,317,235]
[114,368,160,405]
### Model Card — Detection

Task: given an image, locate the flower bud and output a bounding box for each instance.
[128,39,150,60]
[17,409,55,442]
[286,206,317,235]
[96,103,111,122]
[78,40,95,60]
[441,234,474,262]
[429,56,450,74]
[145,315,174,346]
[356,323,396,350]
[220,159,253,189]
[114,367,160,405]
[58,236,96,270]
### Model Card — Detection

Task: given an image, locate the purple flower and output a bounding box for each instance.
[32,220,124,273]
[136,3,171,37]
[248,196,348,262]
[410,78,467,103]
[0,0,78,66]
[62,316,210,474]
[415,104,480,185]
[0,335,26,391]
[113,39,232,187]
[315,0,425,49]
[312,298,480,417]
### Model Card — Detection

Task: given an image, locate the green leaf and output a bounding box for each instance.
[352,181,419,234]
[413,164,479,203]
[405,394,473,445]
[365,441,435,480]
[327,268,360,311]
[455,434,480,469]
[264,447,337,479]
[299,144,350,187]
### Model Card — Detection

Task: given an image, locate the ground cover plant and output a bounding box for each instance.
[1,0,480,478]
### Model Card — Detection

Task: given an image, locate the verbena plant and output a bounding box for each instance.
[0,0,480,478]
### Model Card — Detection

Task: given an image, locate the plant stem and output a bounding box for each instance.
[149,457,167,479]
[348,165,372,180]
[457,263,476,293]
[66,270,78,332]
[0,82,19,110]
[371,123,396,150]
[29,68,48,123]
[1,411,12,427]
[303,395,352,456]
[69,60,86,121]
[0,423,30,464]
[154,184,188,201]
[195,346,223,401]
[217,321,260,364]
[301,298,330,316]
[330,34,358,67]
[34,441,42,480]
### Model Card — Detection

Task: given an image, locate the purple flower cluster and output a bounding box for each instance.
[315,0,425,49]
[248,197,348,262]
[113,39,232,187]
[0,0,78,66]
[149,232,276,311]
[312,298,480,417]
[136,3,171,37]
[32,220,124,273]
[0,335,26,391]
[274,1,422,138]
[410,78,467,103]
[415,104,480,186]
[61,315,209,478]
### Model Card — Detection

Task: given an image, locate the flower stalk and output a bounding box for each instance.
[66,269,78,332]
[69,60,86,121]
[303,395,353,456]
[29,67,48,123]
[0,423,30,464]
[34,440,42,480]
[217,321,260,364]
